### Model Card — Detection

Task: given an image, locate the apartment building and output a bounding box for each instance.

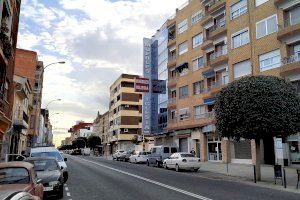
[14,49,44,147]
[0,0,22,159]
[108,74,142,153]
[165,0,300,166]
[93,111,110,154]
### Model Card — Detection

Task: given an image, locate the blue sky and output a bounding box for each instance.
[18,0,186,145]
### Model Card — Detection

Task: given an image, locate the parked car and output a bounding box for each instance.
[119,150,135,162]
[25,157,64,199]
[81,148,91,156]
[163,153,201,172]
[30,146,68,183]
[129,151,149,163]
[147,145,178,167]
[112,150,124,160]
[70,149,82,155]
[0,191,40,200]
[0,162,44,199]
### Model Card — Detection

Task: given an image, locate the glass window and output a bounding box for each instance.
[180,153,195,157]
[178,41,188,55]
[28,159,59,171]
[171,147,177,153]
[256,15,278,39]
[152,148,157,154]
[290,6,300,26]
[233,59,252,78]
[178,19,188,34]
[194,105,206,119]
[179,108,189,120]
[31,151,63,162]
[192,33,203,48]
[193,81,204,95]
[193,57,204,71]
[0,167,29,184]
[179,86,188,99]
[163,147,170,153]
[255,0,269,7]
[259,49,281,71]
[192,11,202,25]
[231,0,248,20]
[232,29,249,49]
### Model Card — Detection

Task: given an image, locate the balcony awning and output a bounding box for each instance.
[176,62,188,73]
[202,70,215,78]
[203,97,216,105]
[175,129,191,136]
[202,124,216,133]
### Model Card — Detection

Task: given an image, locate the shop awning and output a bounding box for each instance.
[175,129,191,135]
[203,97,216,105]
[202,125,216,133]
[202,70,215,78]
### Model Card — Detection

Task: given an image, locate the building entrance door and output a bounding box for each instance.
[207,133,222,161]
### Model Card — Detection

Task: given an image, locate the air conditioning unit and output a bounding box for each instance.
[124,128,129,133]
[124,104,130,108]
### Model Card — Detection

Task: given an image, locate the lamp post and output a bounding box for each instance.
[45,99,62,109]
[33,61,65,147]
[49,113,59,118]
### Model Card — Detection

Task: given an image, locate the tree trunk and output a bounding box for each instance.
[255,139,261,181]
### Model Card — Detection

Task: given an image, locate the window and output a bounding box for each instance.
[163,147,170,153]
[178,41,188,55]
[256,15,278,39]
[259,49,281,71]
[179,108,189,120]
[192,33,203,48]
[191,11,202,25]
[171,147,177,153]
[152,148,157,154]
[255,0,269,7]
[232,28,249,49]
[288,6,300,26]
[170,109,177,119]
[233,59,252,79]
[179,86,188,99]
[193,81,204,95]
[231,0,248,20]
[178,19,188,34]
[194,105,205,119]
[193,57,204,71]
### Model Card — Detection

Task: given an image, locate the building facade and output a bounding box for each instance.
[0,0,22,159]
[161,0,300,166]
[93,111,110,154]
[108,74,142,153]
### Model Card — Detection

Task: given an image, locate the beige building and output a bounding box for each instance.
[93,111,110,154]
[165,0,300,165]
[108,74,142,153]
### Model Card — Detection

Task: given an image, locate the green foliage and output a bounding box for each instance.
[215,76,300,141]
[0,19,12,59]
[87,136,101,149]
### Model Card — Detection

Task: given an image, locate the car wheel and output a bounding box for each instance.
[163,162,168,169]
[57,184,64,199]
[147,160,150,166]
[193,168,199,172]
[175,164,180,172]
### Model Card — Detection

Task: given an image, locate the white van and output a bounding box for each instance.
[147,145,178,167]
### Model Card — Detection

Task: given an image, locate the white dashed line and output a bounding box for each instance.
[67,192,71,197]
[65,187,69,191]
[75,156,212,200]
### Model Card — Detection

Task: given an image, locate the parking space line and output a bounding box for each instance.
[65,187,69,191]
[67,192,71,197]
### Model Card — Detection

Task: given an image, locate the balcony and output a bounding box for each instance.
[208,0,226,14]
[280,54,300,76]
[207,19,227,39]
[194,111,215,120]
[201,37,213,50]
[167,55,176,68]
[13,112,29,130]
[168,98,176,105]
[277,18,300,42]
[168,117,177,124]
[208,48,228,67]
[204,80,227,95]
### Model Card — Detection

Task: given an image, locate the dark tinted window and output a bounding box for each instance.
[163,147,170,153]
[152,148,156,153]
[0,168,29,184]
[171,147,177,153]
[29,159,59,171]
[31,151,63,162]
[180,153,194,157]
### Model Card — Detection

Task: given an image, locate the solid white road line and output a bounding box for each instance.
[65,187,69,191]
[67,192,71,197]
[75,156,213,200]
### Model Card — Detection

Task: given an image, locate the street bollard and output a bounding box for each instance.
[283,168,287,188]
[254,166,257,183]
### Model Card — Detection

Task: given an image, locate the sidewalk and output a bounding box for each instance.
[200,162,300,193]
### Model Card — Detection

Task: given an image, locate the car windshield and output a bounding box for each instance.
[31,151,63,162]
[29,159,59,171]
[139,152,147,155]
[0,167,29,184]
[180,154,195,158]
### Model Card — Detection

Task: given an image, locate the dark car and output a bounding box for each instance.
[70,149,82,155]
[25,157,64,199]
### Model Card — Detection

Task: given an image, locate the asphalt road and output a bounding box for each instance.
[60,154,299,200]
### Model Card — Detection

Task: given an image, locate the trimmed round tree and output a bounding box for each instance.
[87,136,101,149]
[215,75,300,180]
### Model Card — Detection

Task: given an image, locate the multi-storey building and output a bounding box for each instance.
[14,49,44,147]
[0,0,22,159]
[69,121,93,141]
[108,74,142,153]
[93,111,110,154]
[164,0,300,166]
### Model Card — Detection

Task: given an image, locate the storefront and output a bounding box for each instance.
[287,133,300,165]
[207,133,222,161]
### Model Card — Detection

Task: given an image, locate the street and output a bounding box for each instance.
[60,155,299,200]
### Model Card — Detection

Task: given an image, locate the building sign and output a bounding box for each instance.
[134,77,150,93]
[152,79,166,94]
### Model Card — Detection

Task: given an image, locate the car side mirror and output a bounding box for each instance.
[36,179,42,184]
[60,166,64,170]
[64,158,67,161]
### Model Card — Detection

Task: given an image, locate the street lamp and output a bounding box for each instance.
[45,99,62,109]
[49,113,60,118]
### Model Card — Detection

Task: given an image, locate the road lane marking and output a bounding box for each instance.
[75,156,212,200]
[67,192,71,197]
[65,187,69,191]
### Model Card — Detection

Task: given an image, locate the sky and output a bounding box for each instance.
[18,0,186,146]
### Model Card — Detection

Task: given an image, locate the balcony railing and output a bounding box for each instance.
[281,53,300,65]
[204,81,227,93]
[209,47,227,61]
[168,98,176,104]
[194,111,215,119]
[281,16,300,29]
[23,111,28,123]
[0,98,9,116]
[208,18,226,35]
[169,117,177,123]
